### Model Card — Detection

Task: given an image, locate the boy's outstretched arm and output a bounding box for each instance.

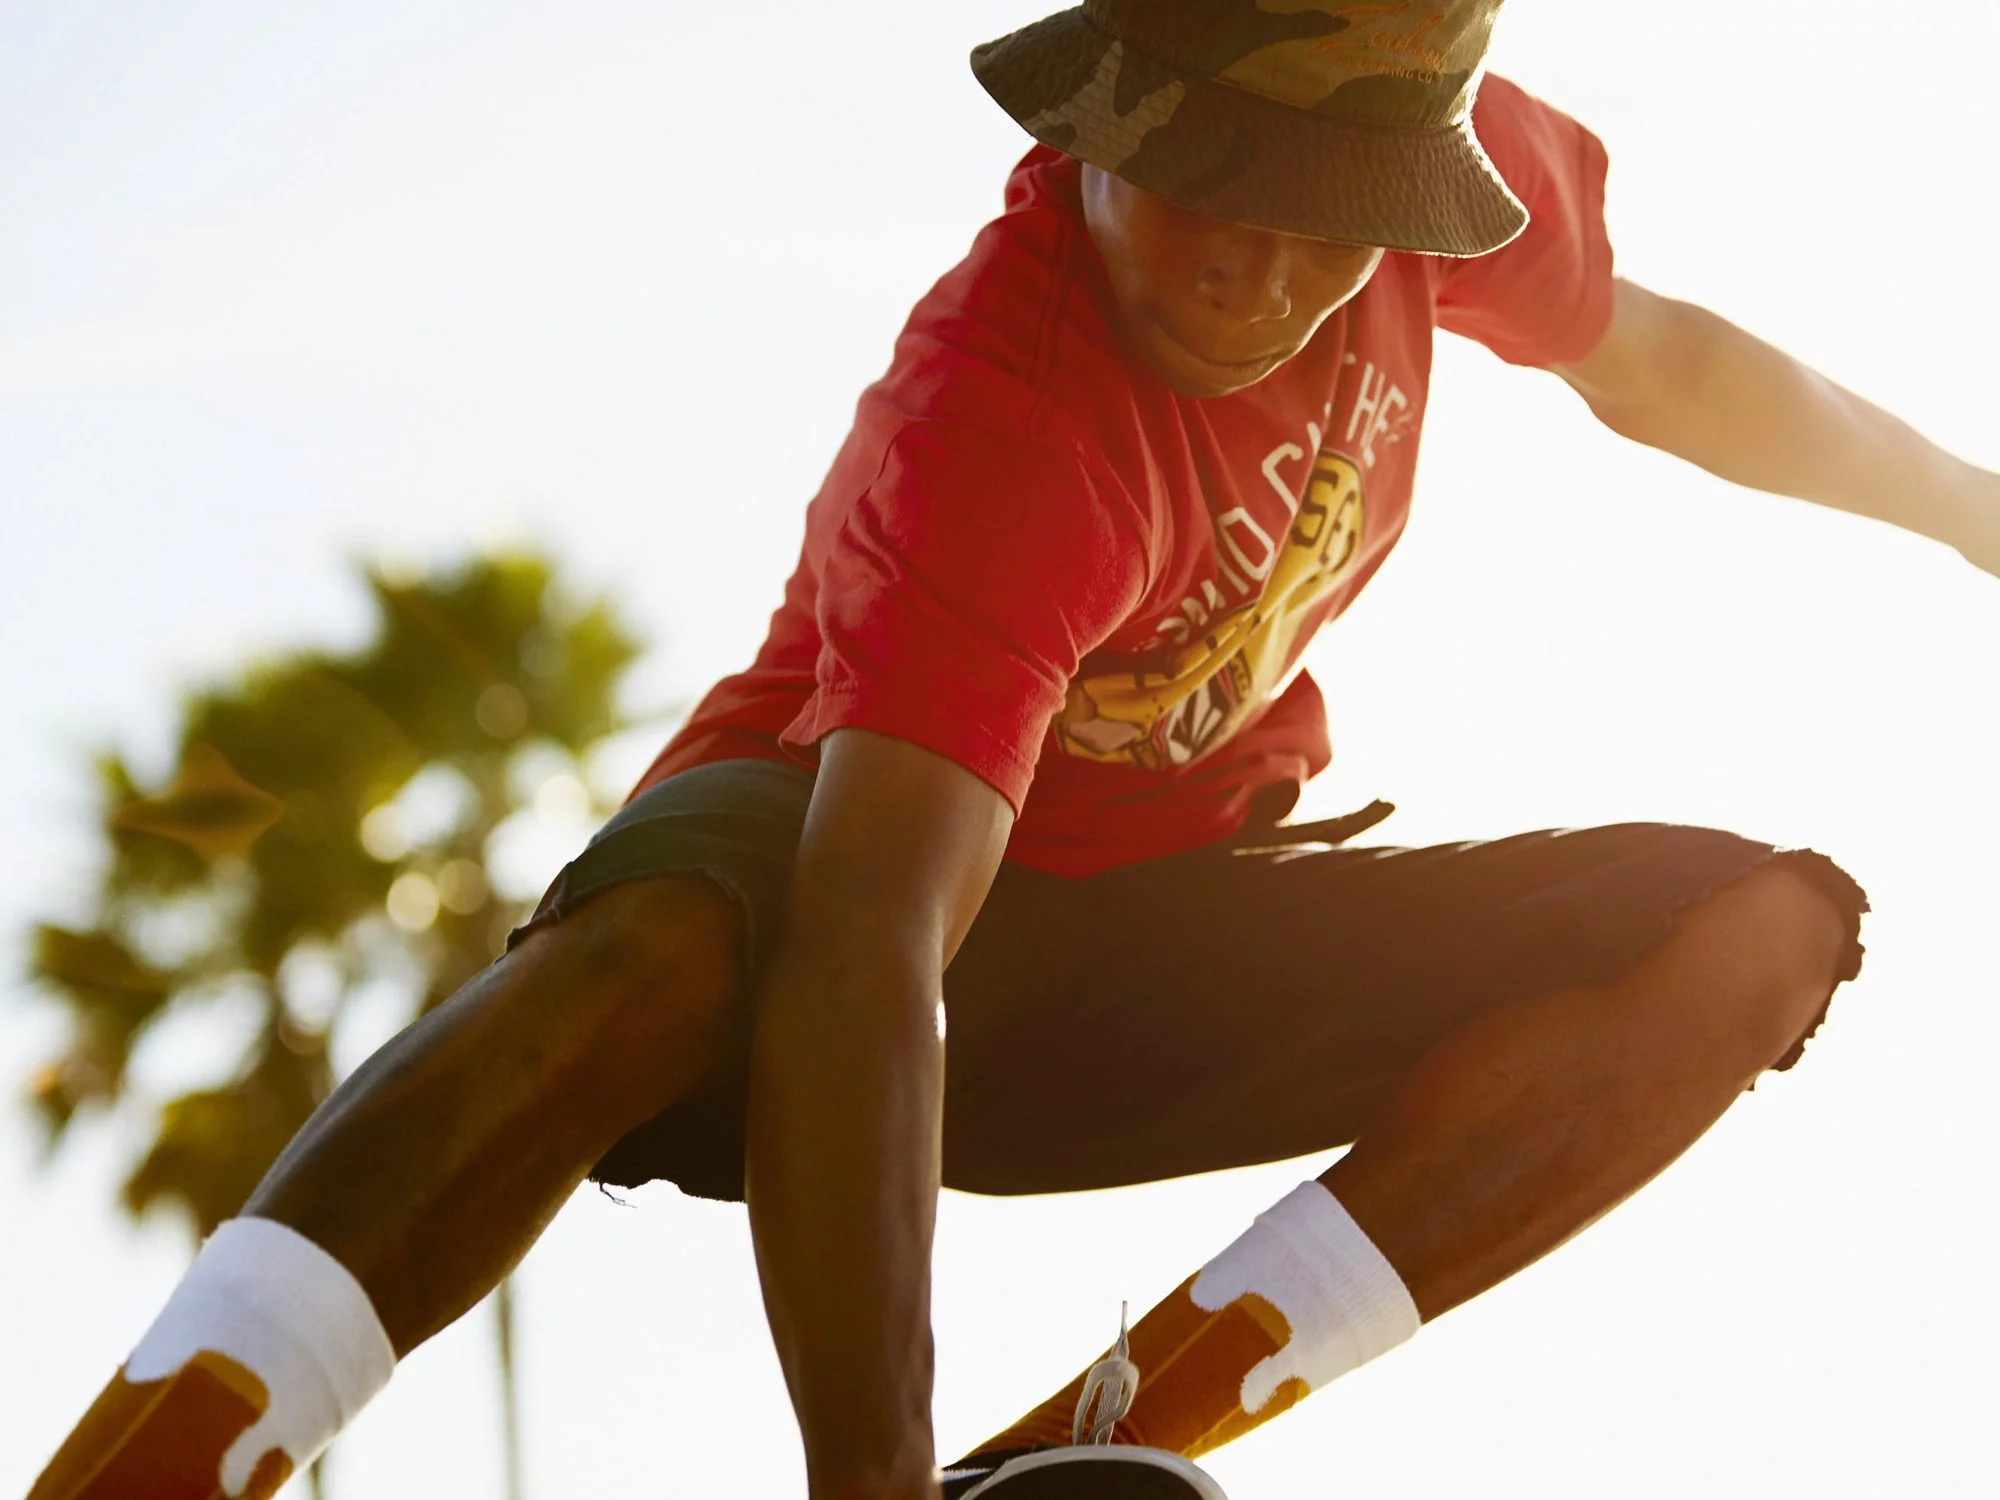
[744,727,1014,1500]
[1552,277,2000,578]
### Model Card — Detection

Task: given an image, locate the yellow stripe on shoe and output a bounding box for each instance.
[974,1182,1418,1462]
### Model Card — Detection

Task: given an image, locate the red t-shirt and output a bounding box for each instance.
[636,75,1614,877]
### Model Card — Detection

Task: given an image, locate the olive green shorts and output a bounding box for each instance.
[508,759,1867,1204]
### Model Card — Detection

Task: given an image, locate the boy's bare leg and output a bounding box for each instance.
[1328,859,1847,1320]
[28,874,746,1500]
[979,860,1854,1460]
[245,872,746,1352]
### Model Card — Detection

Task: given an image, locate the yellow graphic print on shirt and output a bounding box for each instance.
[1054,450,1367,771]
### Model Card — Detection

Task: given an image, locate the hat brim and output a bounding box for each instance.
[970,8,1527,258]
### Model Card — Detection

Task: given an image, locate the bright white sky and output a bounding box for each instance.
[3,2,1997,1495]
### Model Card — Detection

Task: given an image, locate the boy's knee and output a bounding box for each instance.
[1678,859,1849,1072]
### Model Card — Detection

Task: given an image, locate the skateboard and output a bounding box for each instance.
[943,1445,1229,1498]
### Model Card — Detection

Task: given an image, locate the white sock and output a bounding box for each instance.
[123,1216,395,1494]
[1189,1181,1419,1412]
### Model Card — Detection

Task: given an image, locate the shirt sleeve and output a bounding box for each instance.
[1432,74,1615,368]
[780,420,1151,813]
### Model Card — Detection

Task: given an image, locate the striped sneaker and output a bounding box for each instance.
[938,1303,1227,1496]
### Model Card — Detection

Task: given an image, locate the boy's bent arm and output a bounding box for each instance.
[1551,277,2000,578]
[744,727,1014,1500]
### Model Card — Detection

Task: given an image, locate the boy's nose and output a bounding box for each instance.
[1196,232,1293,324]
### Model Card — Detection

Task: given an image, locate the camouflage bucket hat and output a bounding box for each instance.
[971,0,1528,257]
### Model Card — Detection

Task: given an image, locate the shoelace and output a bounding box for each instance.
[1072,1301,1141,1446]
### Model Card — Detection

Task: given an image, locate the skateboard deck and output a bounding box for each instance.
[945,1445,1229,1498]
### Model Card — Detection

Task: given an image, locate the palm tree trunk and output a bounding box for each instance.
[497,1275,523,1500]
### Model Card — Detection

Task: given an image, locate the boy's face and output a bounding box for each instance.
[1080,164,1386,399]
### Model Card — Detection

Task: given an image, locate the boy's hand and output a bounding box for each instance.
[1955,468,2000,579]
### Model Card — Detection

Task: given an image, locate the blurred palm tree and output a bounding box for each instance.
[23,551,645,1499]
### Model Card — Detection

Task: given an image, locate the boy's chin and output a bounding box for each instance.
[1137,321,1291,398]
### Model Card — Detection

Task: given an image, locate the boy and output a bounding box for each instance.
[30,3,1999,1497]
